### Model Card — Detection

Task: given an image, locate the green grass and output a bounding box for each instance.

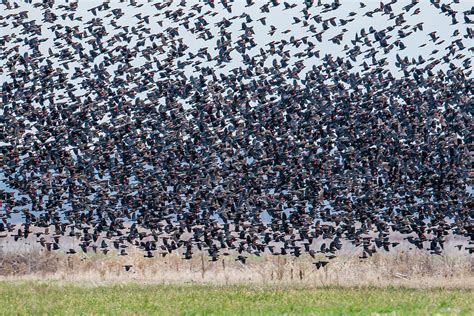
[0,281,472,315]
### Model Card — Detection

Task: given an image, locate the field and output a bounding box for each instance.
[1,240,473,286]
[0,246,472,315]
[0,281,472,315]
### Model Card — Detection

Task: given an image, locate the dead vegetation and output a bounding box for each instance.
[0,244,472,288]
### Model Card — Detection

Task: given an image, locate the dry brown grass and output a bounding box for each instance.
[0,245,472,288]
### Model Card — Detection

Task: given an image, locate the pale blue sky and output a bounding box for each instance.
[1,0,472,86]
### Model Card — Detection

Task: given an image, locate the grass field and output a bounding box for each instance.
[0,281,472,315]
[1,244,472,314]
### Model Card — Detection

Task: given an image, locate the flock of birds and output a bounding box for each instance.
[0,0,473,270]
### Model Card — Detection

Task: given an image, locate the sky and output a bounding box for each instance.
[1,0,472,85]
